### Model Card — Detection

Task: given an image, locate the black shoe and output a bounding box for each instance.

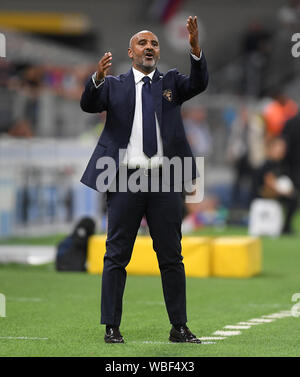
[169,325,201,343]
[104,327,124,343]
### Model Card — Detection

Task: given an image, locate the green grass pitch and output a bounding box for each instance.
[0,220,300,357]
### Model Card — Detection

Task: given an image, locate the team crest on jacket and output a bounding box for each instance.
[163,89,172,102]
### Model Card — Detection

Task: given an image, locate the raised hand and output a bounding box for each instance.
[96,52,112,81]
[186,16,201,57]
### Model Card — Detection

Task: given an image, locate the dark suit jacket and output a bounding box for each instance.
[80,53,209,192]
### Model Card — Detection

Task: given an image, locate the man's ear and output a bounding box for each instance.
[128,48,133,59]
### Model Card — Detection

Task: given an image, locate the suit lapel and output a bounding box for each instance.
[151,69,163,132]
[122,69,136,136]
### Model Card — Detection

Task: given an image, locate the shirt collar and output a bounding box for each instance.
[132,67,156,84]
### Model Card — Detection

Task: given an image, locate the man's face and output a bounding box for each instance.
[128,31,160,74]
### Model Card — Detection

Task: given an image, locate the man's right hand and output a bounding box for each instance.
[96,52,112,81]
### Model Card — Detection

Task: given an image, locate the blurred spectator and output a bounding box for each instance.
[44,65,90,100]
[278,0,300,31]
[20,65,43,134]
[263,92,298,139]
[241,21,272,97]
[247,103,268,169]
[183,107,212,157]
[281,112,300,193]
[0,61,95,138]
[227,105,260,208]
[252,137,297,234]
[0,60,15,87]
[181,195,221,233]
[8,120,34,138]
[0,61,16,134]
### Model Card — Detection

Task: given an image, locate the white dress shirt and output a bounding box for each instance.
[122,67,164,168]
[92,52,202,169]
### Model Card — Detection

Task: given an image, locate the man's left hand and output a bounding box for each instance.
[186,16,201,57]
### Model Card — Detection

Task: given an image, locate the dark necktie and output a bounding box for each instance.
[142,76,157,158]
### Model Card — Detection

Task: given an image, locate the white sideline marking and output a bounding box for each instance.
[8,297,43,302]
[140,341,171,344]
[213,330,241,336]
[0,336,48,340]
[131,341,215,345]
[224,325,251,329]
[262,312,293,319]
[249,318,274,323]
[201,342,216,344]
[210,310,293,343]
[277,310,293,315]
[132,310,293,346]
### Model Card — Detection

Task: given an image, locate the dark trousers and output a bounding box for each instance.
[281,193,298,232]
[101,169,187,326]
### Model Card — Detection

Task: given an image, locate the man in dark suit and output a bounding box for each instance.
[80,16,208,343]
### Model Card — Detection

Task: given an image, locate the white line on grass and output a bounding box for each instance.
[201,342,217,344]
[213,330,241,336]
[210,310,294,343]
[131,341,216,345]
[262,312,293,319]
[0,336,48,340]
[7,297,43,302]
[249,318,275,323]
[128,310,294,346]
[224,325,251,329]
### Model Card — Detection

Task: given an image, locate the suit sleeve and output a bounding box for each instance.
[175,52,209,104]
[80,75,109,113]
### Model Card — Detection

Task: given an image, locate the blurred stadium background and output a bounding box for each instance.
[0,0,300,357]
[1,0,300,238]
